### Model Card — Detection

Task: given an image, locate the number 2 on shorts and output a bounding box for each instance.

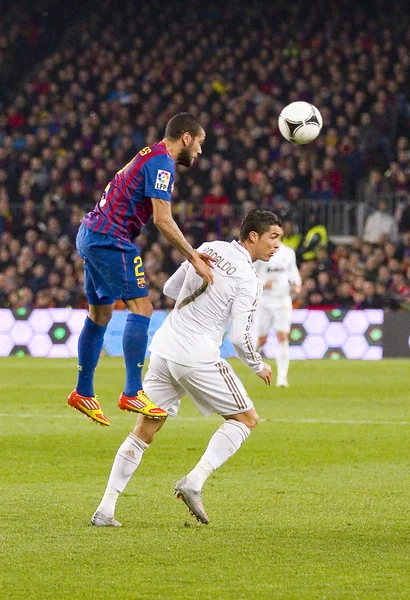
[134,256,144,277]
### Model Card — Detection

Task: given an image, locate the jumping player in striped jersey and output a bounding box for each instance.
[68,114,214,426]
[91,210,283,526]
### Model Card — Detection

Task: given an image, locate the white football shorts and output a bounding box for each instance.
[143,353,253,417]
[254,295,292,336]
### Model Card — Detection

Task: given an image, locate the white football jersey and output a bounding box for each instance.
[149,240,264,372]
[255,243,301,298]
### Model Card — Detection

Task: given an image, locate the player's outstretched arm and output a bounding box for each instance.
[151,198,215,284]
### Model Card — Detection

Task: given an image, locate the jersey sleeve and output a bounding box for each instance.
[144,155,175,201]
[229,277,264,373]
[163,261,190,300]
[163,243,209,300]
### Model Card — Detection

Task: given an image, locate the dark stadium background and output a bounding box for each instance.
[0,0,409,315]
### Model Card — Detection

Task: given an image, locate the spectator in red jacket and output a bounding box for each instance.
[203,184,231,220]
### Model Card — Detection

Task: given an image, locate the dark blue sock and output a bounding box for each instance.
[123,313,150,396]
[76,317,107,397]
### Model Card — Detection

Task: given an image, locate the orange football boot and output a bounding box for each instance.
[68,390,110,426]
[118,390,167,419]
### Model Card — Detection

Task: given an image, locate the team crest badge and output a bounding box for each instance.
[137,277,146,288]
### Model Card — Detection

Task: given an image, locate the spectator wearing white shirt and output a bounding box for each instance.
[363,200,399,244]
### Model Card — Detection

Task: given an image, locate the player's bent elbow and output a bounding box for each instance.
[154,219,177,239]
[153,213,174,230]
[153,216,166,229]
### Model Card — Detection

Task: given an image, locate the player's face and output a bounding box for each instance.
[255,225,283,261]
[177,129,206,167]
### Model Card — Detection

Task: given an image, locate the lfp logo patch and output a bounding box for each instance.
[155,170,171,192]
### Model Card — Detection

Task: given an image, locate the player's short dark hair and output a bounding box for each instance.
[239,209,282,240]
[164,113,203,140]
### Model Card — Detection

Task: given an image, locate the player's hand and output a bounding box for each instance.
[256,362,272,385]
[197,252,217,269]
[190,251,216,284]
[264,280,274,290]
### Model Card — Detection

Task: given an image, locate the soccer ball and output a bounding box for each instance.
[278,101,323,145]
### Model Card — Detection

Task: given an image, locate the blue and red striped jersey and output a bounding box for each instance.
[82,141,175,240]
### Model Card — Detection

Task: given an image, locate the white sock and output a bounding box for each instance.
[276,339,290,381]
[185,419,251,490]
[96,433,148,518]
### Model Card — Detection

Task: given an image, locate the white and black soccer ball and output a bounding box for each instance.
[278,101,323,145]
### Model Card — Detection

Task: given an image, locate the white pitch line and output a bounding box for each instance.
[0,414,409,425]
[271,418,410,425]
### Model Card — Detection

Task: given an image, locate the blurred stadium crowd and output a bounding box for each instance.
[0,0,409,311]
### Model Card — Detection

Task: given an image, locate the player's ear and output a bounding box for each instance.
[182,131,191,146]
[248,230,258,244]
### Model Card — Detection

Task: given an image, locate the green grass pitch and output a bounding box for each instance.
[0,357,409,599]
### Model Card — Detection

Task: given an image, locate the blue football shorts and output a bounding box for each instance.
[76,224,148,305]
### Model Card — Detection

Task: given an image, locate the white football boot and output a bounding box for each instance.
[174,477,209,525]
[91,510,122,527]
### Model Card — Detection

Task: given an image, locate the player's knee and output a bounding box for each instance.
[126,297,153,318]
[249,411,260,430]
[277,331,289,343]
[89,305,113,326]
[241,409,260,431]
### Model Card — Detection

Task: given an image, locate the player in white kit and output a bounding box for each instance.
[254,243,301,388]
[92,210,283,526]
